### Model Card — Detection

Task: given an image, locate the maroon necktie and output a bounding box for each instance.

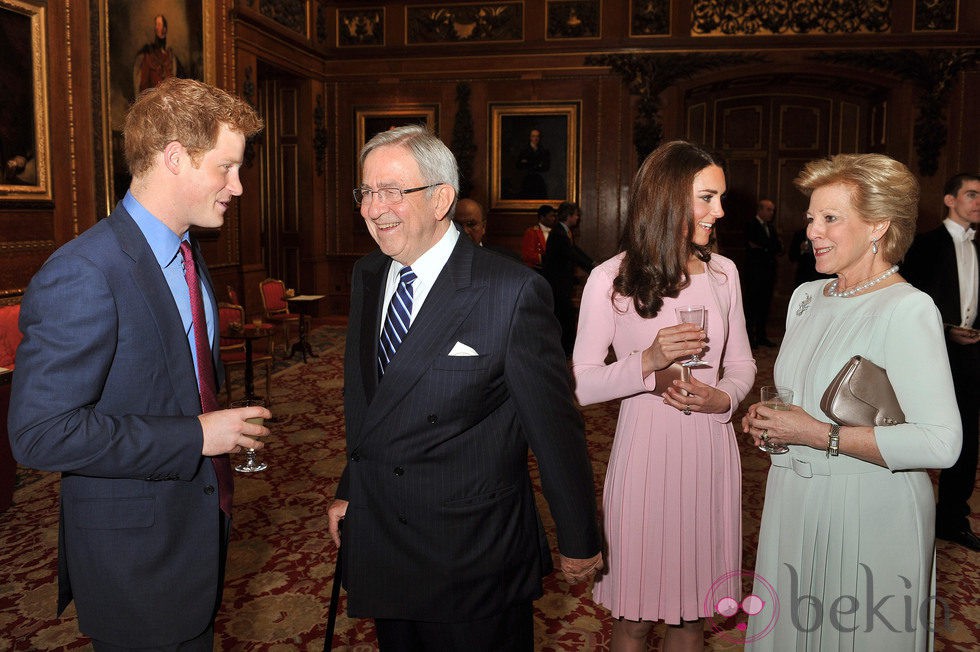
[180,241,233,515]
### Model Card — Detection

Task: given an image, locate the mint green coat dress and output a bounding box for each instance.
[745,281,961,652]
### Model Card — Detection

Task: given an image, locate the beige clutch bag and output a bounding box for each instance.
[820,355,905,426]
[653,362,690,397]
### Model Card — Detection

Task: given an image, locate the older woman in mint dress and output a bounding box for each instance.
[574,141,756,651]
[742,154,961,651]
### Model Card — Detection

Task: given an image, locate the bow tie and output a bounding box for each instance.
[963,229,975,242]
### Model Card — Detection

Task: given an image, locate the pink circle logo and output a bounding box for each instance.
[703,570,779,646]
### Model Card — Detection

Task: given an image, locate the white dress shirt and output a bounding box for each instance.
[943,217,978,327]
[381,225,460,332]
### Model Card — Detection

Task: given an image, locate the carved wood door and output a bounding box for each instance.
[685,74,885,318]
[258,74,303,290]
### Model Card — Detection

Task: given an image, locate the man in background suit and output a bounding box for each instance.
[328,125,601,651]
[744,198,782,347]
[8,78,268,649]
[542,201,594,357]
[453,197,520,261]
[904,172,980,552]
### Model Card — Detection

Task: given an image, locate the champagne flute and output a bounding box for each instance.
[758,386,792,455]
[675,305,707,368]
[231,397,269,472]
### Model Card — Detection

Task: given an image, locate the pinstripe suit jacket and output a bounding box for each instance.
[338,233,600,621]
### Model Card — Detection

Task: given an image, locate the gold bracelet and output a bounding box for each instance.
[826,424,841,458]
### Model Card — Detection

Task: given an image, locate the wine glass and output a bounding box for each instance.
[231,397,269,472]
[757,386,792,455]
[675,305,707,368]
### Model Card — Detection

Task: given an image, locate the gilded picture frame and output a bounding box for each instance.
[490,102,579,210]
[354,105,439,178]
[98,0,213,211]
[0,0,51,202]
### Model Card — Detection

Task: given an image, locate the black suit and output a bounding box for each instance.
[338,233,599,632]
[744,216,782,345]
[903,225,980,534]
[541,223,593,356]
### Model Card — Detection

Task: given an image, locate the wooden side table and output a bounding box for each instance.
[221,322,275,402]
[238,324,274,400]
[285,295,326,363]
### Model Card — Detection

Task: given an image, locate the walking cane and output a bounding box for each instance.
[323,522,343,652]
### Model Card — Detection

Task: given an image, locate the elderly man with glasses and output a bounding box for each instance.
[329,125,602,652]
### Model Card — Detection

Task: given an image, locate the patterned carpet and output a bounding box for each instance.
[0,325,977,651]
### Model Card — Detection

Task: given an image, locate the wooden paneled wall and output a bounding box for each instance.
[0,0,96,304]
[0,0,977,316]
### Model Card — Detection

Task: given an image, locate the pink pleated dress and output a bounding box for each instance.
[573,253,756,623]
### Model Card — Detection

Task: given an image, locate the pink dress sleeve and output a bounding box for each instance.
[572,259,669,405]
[709,258,756,423]
[573,255,756,420]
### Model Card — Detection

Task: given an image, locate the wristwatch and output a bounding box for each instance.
[826,424,841,458]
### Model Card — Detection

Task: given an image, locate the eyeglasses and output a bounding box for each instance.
[353,183,442,206]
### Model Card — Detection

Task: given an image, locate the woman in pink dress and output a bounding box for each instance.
[573,141,756,651]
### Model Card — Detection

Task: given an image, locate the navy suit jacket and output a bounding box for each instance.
[338,233,600,621]
[8,204,225,646]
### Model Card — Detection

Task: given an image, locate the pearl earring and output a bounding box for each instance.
[871,239,879,255]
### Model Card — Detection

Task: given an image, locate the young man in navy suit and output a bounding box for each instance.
[904,172,980,552]
[328,125,601,651]
[9,78,268,649]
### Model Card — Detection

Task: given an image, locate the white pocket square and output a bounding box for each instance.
[448,341,479,356]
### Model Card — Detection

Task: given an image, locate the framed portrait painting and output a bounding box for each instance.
[0,0,51,202]
[490,102,579,210]
[354,105,439,168]
[99,0,212,208]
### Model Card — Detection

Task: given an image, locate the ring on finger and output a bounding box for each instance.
[761,429,769,441]
[683,406,692,415]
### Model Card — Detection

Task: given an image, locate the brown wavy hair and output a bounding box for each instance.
[613,140,724,318]
[124,77,263,177]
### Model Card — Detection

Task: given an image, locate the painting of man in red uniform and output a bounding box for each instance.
[134,14,182,95]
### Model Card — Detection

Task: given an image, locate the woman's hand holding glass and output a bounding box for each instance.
[741,399,829,452]
[642,322,716,415]
[676,305,708,367]
[640,322,706,378]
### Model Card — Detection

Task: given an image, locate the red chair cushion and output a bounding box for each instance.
[0,305,22,369]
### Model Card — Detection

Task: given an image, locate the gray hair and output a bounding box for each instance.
[359,124,460,215]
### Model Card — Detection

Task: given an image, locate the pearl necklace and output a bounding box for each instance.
[826,265,899,298]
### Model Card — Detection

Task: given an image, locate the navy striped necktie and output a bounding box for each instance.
[378,266,417,378]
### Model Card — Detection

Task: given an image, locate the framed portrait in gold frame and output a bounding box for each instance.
[0,0,51,202]
[98,0,213,211]
[490,102,579,210]
[354,105,439,173]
